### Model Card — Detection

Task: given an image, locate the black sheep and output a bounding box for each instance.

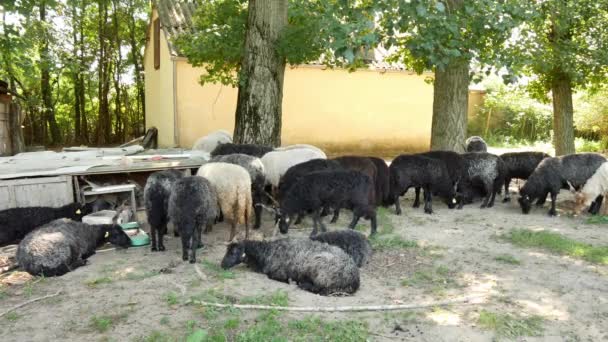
[518,153,606,216]
[279,170,377,236]
[389,154,456,215]
[367,157,391,207]
[500,151,550,202]
[0,202,87,247]
[413,150,464,208]
[330,156,378,222]
[457,152,506,209]
[143,169,184,252]
[210,143,273,158]
[310,229,372,267]
[465,136,488,152]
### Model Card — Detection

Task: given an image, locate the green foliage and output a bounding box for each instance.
[478,310,544,339]
[401,265,459,296]
[90,315,113,333]
[201,260,236,280]
[4,312,20,322]
[505,229,608,265]
[586,216,608,225]
[575,88,608,146]
[287,316,369,341]
[85,276,113,288]
[165,291,179,306]
[494,254,521,265]
[575,137,603,153]
[369,207,418,250]
[240,290,289,307]
[237,311,285,342]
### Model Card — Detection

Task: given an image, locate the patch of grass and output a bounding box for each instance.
[494,254,521,265]
[224,317,240,330]
[586,216,608,224]
[478,310,544,339]
[237,311,284,342]
[124,270,160,281]
[85,276,113,287]
[165,291,179,306]
[185,329,208,342]
[5,312,19,321]
[0,288,6,301]
[402,265,459,296]
[160,316,170,326]
[201,260,236,280]
[505,229,608,265]
[288,316,369,341]
[241,290,289,307]
[369,207,418,251]
[138,331,173,342]
[90,315,114,333]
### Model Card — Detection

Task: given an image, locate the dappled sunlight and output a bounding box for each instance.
[516,298,570,321]
[426,308,462,326]
[462,273,500,298]
[115,267,136,278]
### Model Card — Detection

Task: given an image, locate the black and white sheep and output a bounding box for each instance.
[210,153,266,229]
[310,229,372,267]
[197,162,252,240]
[278,170,377,236]
[413,151,464,208]
[457,152,506,209]
[518,153,606,216]
[143,169,184,251]
[572,162,608,215]
[367,157,391,207]
[389,154,456,215]
[17,218,131,276]
[465,136,488,152]
[220,238,360,295]
[168,176,219,263]
[0,202,87,247]
[192,130,232,153]
[500,151,550,202]
[210,143,273,158]
[261,148,327,189]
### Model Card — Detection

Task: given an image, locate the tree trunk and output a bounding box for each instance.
[126,0,145,134]
[551,73,575,155]
[430,60,470,152]
[79,0,88,144]
[233,0,287,146]
[9,103,25,154]
[112,0,122,143]
[97,0,111,145]
[39,1,61,146]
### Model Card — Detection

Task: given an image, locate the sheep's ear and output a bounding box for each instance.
[76,209,82,215]
[104,231,110,238]
[566,181,576,193]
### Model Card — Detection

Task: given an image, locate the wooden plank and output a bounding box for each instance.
[0,175,73,210]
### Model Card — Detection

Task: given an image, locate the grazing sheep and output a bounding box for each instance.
[211,154,266,229]
[192,130,232,153]
[518,153,606,216]
[275,144,327,158]
[261,148,327,188]
[413,151,464,208]
[0,202,87,247]
[279,170,377,236]
[389,155,456,215]
[143,169,184,251]
[168,177,219,263]
[457,153,506,209]
[368,157,391,207]
[221,238,360,295]
[500,151,550,202]
[17,218,131,276]
[310,229,372,267]
[465,136,488,152]
[330,156,378,222]
[197,163,252,240]
[210,143,273,158]
[572,162,608,215]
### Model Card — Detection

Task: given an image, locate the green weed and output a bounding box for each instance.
[494,254,521,265]
[478,310,544,339]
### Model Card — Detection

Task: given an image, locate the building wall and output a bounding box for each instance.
[143,9,176,147]
[175,62,435,156]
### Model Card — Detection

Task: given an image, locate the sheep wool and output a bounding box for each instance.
[574,162,608,212]
[262,148,327,187]
[310,230,372,267]
[192,130,232,153]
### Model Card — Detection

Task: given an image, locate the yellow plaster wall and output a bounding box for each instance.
[174,62,435,156]
[143,9,176,147]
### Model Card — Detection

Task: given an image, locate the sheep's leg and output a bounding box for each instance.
[253,202,262,230]
[487,185,497,208]
[180,234,189,261]
[294,214,304,225]
[189,230,199,264]
[536,191,548,206]
[311,209,321,236]
[394,193,402,215]
[330,209,340,223]
[150,225,158,252]
[229,221,236,242]
[589,195,604,215]
[480,182,493,208]
[503,178,511,202]
[158,223,167,251]
[548,192,558,216]
[197,226,204,248]
[423,187,433,214]
[413,187,421,208]
[348,211,361,229]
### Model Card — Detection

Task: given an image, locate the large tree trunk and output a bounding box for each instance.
[430,60,470,152]
[39,1,61,146]
[126,0,145,133]
[97,0,111,145]
[233,0,287,146]
[551,73,575,155]
[9,103,25,154]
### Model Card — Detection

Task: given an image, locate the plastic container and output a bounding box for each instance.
[119,222,150,247]
[82,210,118,225]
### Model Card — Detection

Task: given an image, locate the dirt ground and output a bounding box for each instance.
[1,188,607,342]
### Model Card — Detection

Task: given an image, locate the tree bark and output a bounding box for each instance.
[97,0,111,145]
[233,0,287,146]
[126,0,145,134]
[39,0,61,145]
[551,73,575,155]
[9,103,25,154]
[430,60,470,152]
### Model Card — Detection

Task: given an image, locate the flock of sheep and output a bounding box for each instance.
[1,131,607,296]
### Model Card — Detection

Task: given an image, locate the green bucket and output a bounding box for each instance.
[119,222,150,247]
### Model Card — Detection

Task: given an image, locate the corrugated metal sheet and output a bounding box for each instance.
[153,0,198,56]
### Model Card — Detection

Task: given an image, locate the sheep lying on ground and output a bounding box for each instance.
[570,162,608,215]
[262,148,327,188]
[144,169,184,251]
[457,152,506,209]
[518,153,606,216]
[192,130,232,153]
[465,136,488,152]
[279,170,377,236]
[17,218,131,276]
[500,151,550,202]
[310,230,372,267]
[368,157,391,207]
[330,156,378,222]
[413,151,464,208]
[211,143,273,158]
[168,176,219,263]
[197,163,252,240]
[0,202,87,247]
[211,154,266,229]
[389,154,456,214]
[221,238,360,295]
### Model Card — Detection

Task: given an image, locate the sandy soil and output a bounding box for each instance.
[0,188,607,342]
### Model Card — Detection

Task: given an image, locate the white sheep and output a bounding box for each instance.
[192,130,232,153]
[261,148,327,188]
[572,162,608,215]
[196,162,252,240]
[275,144,327,158]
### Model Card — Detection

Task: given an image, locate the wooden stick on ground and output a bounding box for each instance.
[192,295,485,312]
[0,291,62,318]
